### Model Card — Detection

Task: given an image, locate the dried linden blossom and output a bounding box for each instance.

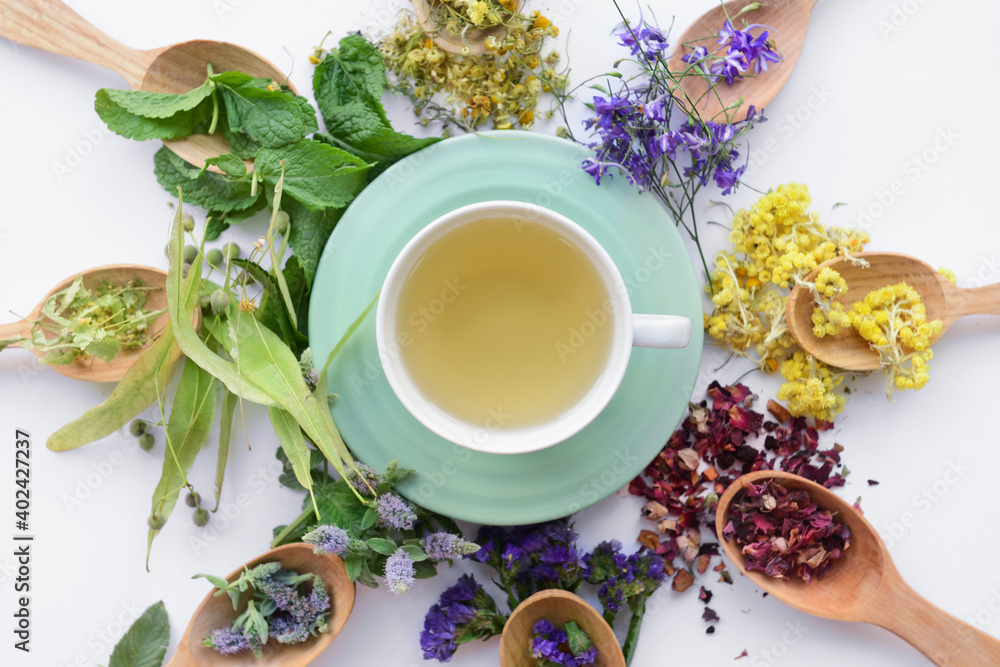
[379,8,564,131]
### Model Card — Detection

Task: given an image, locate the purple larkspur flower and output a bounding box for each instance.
[385,548,415,595]
[424,531,480,561]
[376,492,416,530]
[303,524,349,557]
[617,15,670,62]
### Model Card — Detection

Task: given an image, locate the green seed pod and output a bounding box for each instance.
[207,248,224,267]
[185,492,200,508]
[182,214,195,233]
[183,245,198,263]
[210,289,230,315]
[193,509,210,527]
[129,419,146,437]
[147,514,166,530]
[273,210,290,234]
[138,432,155,452]
[200,294,212,311]
[223,242,241,259]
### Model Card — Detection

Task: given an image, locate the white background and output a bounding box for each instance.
[2,1,999,666]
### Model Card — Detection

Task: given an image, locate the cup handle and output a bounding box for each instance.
[632,314,691,349]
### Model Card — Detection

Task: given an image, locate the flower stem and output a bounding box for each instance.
[622,595,646,666]
[271,506,313,547]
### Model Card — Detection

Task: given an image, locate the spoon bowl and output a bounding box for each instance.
[786,252,1000,370]
[166,543,355,666]
[0,264,171,383]
[411,0,523,55]
[0,0,292,171]
[499,589,624,667]
[716,470,1000,665]
[668,0,818,122]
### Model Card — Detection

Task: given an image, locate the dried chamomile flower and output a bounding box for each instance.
[776,351,847,422]
[847,282,942,400]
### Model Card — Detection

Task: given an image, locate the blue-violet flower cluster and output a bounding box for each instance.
[420,574,506,663]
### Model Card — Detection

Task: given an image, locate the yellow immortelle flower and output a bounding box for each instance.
[938,267,957,284]
[777,352,847,421]
[807,267,851,338]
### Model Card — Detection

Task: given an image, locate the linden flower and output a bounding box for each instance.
[777,352,847,422]
[847,282,942,400]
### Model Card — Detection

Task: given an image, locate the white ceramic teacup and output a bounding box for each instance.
[375,201,691,455]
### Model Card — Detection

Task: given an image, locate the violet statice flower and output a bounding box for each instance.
[531,619,599,666]
[423,531,480,561]
[376,492,416,530]
[303,524,349,557]
[203,628,250,655]
[421,574,507,663]
[384,548,415,596]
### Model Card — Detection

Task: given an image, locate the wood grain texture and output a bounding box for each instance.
[0,0,292,171]
[668,0,819,122]
[786,252,1000,371]
[499,589,624,667]
[3,264,171,383]
[716,470,1000,666]
[165,544,355,666]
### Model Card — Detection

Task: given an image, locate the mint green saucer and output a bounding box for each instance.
[309,131,703,525]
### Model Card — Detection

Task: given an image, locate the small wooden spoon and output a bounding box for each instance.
[786,252,1000,371]
[668,0,819,122]
[0,264,171,383]
[0,0,293,172]
[499,589,625,667]
[411,0,523,55]
[165,543,356,666]
[716,470,1000,665]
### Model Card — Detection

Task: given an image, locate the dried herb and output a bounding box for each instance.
[531,619,598,666]
[722,479,851,581]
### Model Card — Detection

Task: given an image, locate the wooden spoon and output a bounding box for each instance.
[0,264,171,383]
[668,0,819,122]
[411,0,523,55]
[499,589,625,667]
[0,0,293,172]
[786,252,1000,371]
[716,470,1000,665]
[165,543,356,666]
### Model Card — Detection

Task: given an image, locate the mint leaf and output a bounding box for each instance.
[283,198,343,285]
[96,89,210,140]
[367,537,398,556]
[219,116,262,160]
[255,139,370,211]
[154,147,260,212]
[102,80,215,118]
[319,104,438,167]
[313,34,387,121]
[312,479,367,536]
[202,154,247,178]
[295,95,320,135]
[108,601,169,667]
[213,72,305,147]
[204,199,267,241]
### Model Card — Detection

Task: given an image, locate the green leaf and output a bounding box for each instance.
[193,573,231,590]
[400,545,428,562]
[108,601,169,667]
[344,553,364,582]
[95,89,210,140]
[219,115,262,160]
[283,198,343,286]
[213,71,306,147]
[268,406,316,512]
[203,198,268,241]
[319,105,439,170]
[214,388,237,510]
[202,154,248,179]
[255,139,370,211]
[366,537,398,556]
[231,257,304,350]
[361,506,377,531]
[314,35,388,122]
[246,600,269,643]
[147,357,218,562]
[154,147,260,213]
[84,337,119,362]
[47,322,183,451]
[103,80,215,118]
[312,480,367,535]
[294,95,320,135]
[413,560,439,579]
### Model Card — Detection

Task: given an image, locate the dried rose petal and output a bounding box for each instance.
[672,569,695,592]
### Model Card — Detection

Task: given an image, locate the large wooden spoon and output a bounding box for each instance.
[412,0,523,55]
[716,470,1000,665]
[0,0,292,172]
[0,264,171,383]
[669,0,819,122]
[786,252,1000,371]
[165,543,355,666]
[499,589,625,667]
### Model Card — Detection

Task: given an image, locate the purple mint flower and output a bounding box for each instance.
[204,628,251,655]
[269,612,311,645]
[346,461,383,494]
[303,524,349,557]
[385,548,415,595]
[376,492,416,530]
[424,531,480,561]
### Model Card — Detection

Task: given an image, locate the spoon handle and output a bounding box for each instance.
[0,319,30,345]
[0,0,154,88]
[875,580,1000,666]
[947,281,1000,320]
